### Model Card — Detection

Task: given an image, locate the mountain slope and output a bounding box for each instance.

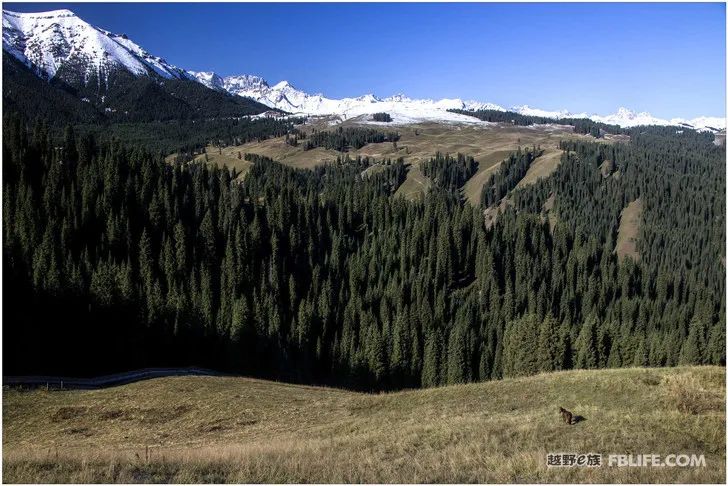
[2,9,189,81]
[3,367,724,483]
[2,52,271,123]
[2,54,103,123]
[2,9,270,123]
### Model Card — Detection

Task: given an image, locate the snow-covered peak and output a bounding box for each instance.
[512,105,588,119]
[189,71,225,90]
[463,100,507,112]
[5,9,723,132]
[383,94,412,103]
[673,116,726,131]
[187,64,724,132]
[105,30,190,80]
[197,71,724,130]
[355,93,381,103]
[591,107,658,126]
[271,80,294,90]
[590,107,696,129]
[9,9,76,19]
[2,8,189,81]
[511,105,724,131]
[224,74,269,92]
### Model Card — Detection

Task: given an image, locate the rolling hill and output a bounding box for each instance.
[2,367,724,483]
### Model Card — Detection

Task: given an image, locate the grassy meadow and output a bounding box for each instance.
[2,366,725,483]
[166,120,602,205]
[616,198,643,263]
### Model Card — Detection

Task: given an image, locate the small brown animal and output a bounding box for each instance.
[559,406,575,425]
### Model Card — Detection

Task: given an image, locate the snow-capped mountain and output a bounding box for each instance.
[187,72,504,124]
[188,71,725,131]
[511,105,588,120]
[510,106,727,131]
[3,8,724,132]
[590,108,726,131]
[188,70,225,90]
[2,9,190,81]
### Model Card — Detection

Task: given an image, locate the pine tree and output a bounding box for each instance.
[446,325,468,384]
[679,318,708,365]
[421,329,442,387]
[706,323,726,365]
[575,317,598,369]
[502,314,539,377]
[537,314,563,372]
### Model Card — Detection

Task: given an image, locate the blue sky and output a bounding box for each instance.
[5,2,726,118]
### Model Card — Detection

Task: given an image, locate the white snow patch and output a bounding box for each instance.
[3,8,724,132]
[3,9,188,81]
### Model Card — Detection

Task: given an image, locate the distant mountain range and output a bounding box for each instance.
[3,8,725,131]
[189,70,726,130]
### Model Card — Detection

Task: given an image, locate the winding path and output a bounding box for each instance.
[3,367,225,390]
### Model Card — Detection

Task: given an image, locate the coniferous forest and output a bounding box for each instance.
[2,113,725,390]
[449,108,624,138]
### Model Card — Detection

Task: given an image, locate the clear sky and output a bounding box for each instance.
[5,2,726,118]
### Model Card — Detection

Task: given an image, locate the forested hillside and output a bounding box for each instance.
[2,55,271,125]
[2,114,725,389]
[304,127,400,152]
[421,153,478,194]
[481,147,542,207]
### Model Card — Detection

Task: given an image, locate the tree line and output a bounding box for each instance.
[304,127,400,152]
[481,147,542,207]
[449,108,625,138]
[372,112,393,123]
[421,152,478,194]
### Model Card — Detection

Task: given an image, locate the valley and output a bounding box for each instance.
[1,6,725,485]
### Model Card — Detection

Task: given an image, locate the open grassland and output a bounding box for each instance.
[3,366,724,483]
[461,149,513,206]
[543,192,558,230]
[165,148,254,179]
[616,197,643,262]
[393,163,431,200]
[169,120,604,204]
[516,148,564,189]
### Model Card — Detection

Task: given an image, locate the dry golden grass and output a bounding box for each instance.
[165,148,254,179]
[616,197,643,262]
[387,123,585,204]
[483,196,514,229]
[543,192,558,230]
[395,164,431,201]
[599,159,614,178]
[166,121,604,205]
[603,133,631,144]
[460,149,512,206]
[516,148,564,188]
[662,373,725,415]
[3,367,724,483]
